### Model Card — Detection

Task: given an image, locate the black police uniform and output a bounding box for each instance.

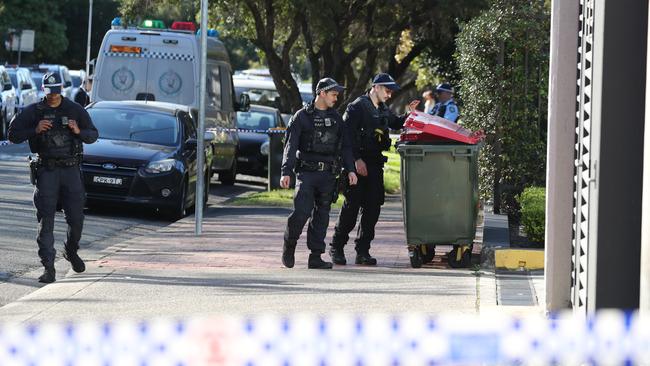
[281,100,355,268]
[7,96,98,282]
[330,94,407,264]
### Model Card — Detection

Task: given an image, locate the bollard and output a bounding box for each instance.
[267,129,284,191]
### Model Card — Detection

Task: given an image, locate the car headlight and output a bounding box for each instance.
[260,141,270,156]
[145,159,175,174]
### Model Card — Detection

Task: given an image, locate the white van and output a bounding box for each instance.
[91,27,249,184]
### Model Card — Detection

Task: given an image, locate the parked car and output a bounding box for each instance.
[0,65,17,140]
[236,104,285,177]
[233,74,313,123]
[6,67,39,112]
[29,64,74,99]
[82,100,214,220]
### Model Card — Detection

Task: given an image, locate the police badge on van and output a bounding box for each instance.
[159,70,182,96]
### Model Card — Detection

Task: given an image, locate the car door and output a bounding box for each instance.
[180,111,198,199]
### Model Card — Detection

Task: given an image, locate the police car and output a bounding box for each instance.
[91,20,249,185]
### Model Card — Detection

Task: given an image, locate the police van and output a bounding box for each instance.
[91,22,249,184]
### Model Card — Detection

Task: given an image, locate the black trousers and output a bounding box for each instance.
[33,165,85,266]
[284,170,336,253]
[331,161,385,254]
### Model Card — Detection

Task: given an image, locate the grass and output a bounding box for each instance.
[229,139,403,207]
[228,188,344,208]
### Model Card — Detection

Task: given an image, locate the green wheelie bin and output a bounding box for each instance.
[397,143,480,268]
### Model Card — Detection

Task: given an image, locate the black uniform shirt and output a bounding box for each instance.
[345,94,408,161]
[281,103,355,176]
[8,97,99,152]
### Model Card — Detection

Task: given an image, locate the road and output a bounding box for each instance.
[0,141,265,306]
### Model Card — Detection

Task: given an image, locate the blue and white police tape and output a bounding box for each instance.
[236,128,286,134]
[0,140,10,146]
[2,311,650,365]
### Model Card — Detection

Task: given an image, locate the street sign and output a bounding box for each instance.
[5,29,35,52]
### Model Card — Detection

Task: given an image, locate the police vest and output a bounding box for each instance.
[351,95,391,155]
[432,101,459,122]
[298,106,341,155]
[35,103,81,159]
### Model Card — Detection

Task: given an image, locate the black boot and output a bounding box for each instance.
[355,252,377,265]
[38,265,56,283]
[329,246,347,265]
[308,253,333,269]
[282,243,296,268]
[63,251,86,273]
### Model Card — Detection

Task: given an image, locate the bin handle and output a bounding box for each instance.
[452,150,473,158]
[403,148,425,157]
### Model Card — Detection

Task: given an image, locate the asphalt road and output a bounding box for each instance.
[0,141,265,306]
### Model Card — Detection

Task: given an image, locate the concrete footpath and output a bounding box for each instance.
[0,197,545,323]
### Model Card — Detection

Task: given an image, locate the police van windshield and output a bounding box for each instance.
[31,72,44,89]
[89,108,179,146]
[236,111,276,130]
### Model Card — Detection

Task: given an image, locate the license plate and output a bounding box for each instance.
[93,176,122,185]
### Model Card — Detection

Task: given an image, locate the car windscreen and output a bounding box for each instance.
[236,111,276,131]
[89,108,179,146]
[8,72,17,88]
[31,72,43,89]
[71,75,82,87]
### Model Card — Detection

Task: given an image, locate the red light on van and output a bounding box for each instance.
[171,21,196,32]
[110,45,142,54]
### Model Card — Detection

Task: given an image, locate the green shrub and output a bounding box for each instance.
[517,187,545,243]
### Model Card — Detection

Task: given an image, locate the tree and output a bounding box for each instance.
[0,0,68,63]
[211,0,485,112]
[456,0,549,218]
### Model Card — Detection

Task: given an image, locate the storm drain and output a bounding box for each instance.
[496,271,537,306]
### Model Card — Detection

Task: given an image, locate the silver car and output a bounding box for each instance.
[0,66,17,140]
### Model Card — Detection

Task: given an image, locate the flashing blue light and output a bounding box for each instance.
[111,17,121,26]
[196,28,219,38]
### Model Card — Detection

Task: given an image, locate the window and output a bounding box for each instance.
[89,108,179,146]
[236,111,276,130]
[180,112,196,139]
[207,64,221,109]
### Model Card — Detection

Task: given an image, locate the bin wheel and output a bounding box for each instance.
[447,246,471,268]
[421,244,435,264]
[409,247,423,268]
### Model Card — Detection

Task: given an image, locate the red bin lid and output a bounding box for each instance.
[402,111,483,145]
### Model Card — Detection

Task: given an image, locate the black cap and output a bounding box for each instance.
[436,83,454,93]
[372,73,400,91]
[42,72,63,95]
[315,77,345,94]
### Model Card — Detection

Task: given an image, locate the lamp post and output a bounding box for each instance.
[85,0,93,78]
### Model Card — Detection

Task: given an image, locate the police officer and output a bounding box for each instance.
[329,73,419,265]
[430,83,459,122]
[8,72,98,283]
[281,78,357,269]
[73,74,92,107]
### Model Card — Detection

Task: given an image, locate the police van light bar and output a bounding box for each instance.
[196,28,219,38]
[171,21,196,32]
[141,19,166,29]
[110,45,142,54]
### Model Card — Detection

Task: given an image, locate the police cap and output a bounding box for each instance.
[372,73,400,91]
[315,77,345,94]
[436,83,454,94]
[42,72,64,95]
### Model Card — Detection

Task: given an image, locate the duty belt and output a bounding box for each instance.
[296,160,338,173]
[38,157,81,168]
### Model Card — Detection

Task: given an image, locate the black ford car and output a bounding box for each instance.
[236,104,285,177]
[82,101,213,220]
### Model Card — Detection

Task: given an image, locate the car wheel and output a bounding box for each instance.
[219,157,237,186]
[167,179,188,221]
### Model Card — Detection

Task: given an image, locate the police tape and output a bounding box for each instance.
[2,311,650,365]
[235,128,286,134]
